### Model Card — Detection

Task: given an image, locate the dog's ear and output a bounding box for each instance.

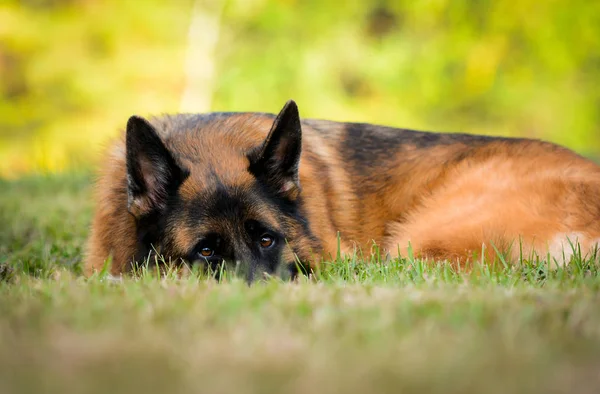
[125,116,187,218]
[248,100,302,200]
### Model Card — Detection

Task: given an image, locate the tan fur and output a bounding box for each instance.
[85,142,138,275]
[379,143,600,264]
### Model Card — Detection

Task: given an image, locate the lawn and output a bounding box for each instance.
[1,174,600,394]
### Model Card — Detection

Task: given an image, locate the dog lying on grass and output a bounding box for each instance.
[86,100,600,282]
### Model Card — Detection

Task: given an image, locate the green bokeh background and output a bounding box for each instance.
[1,0,599,176]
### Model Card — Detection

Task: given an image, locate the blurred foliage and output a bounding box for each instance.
[1,0,599,177]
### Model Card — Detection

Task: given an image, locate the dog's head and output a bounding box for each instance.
[125,100,313,282]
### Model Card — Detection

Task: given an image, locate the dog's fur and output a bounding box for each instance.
[85,100,600,281]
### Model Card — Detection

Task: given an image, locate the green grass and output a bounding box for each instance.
[1,174,600,394]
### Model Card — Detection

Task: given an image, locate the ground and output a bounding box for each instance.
[1,174,600,394]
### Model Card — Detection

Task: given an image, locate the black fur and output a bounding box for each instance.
[126,116,189,216]
[248,100,303,200]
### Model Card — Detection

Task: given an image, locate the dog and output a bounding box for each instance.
[85,100,600,281]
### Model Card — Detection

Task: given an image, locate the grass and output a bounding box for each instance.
[1,174,600,394]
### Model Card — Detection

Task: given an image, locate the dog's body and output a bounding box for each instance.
[86,101,600,280]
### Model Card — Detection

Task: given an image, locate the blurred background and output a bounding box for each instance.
[1,0,599,178]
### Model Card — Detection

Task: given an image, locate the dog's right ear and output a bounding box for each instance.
[248,100,302,200]
[125,116,187,218]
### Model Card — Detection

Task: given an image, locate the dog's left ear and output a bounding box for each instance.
[249,100,302,200]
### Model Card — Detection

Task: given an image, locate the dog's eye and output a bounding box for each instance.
[198,247,214,258]
[259,235,275,248]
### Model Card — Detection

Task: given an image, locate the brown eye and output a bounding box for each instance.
[259,235,274,248]
[199,247,214,258]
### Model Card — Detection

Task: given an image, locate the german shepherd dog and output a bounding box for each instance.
[85,100,600,282]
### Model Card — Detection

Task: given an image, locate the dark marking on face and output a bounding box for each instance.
[157,178,301,282]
